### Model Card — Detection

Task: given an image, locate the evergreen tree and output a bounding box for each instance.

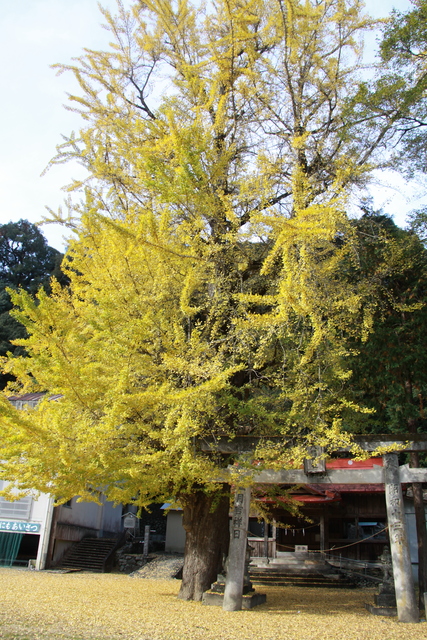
[346,210,427,433]
[347,0,427,178]
[0,220,63,388]
[380,0,427,177]
[345,209,427,606]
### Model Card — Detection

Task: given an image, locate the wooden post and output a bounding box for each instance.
[223,486,251,611]
[383,453,419,623]
[263,519,269,559]
[143,525,150,558]
[355,517,361,561]
[410,451,427,609]
[319,513,325,557]
[323,511,329,557]
[44,505,59,569]
[412,480,427,608]
[272,521,277,559]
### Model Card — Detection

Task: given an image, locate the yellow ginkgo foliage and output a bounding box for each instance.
[0,0,386,600]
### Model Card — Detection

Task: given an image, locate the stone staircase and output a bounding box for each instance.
[55,537,120,573]
[249,552,356,589]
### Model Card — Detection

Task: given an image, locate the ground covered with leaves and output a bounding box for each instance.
[0,568,426,640]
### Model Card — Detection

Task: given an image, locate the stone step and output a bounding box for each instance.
[251,579,355,588]
[55,537,119,572]
[62,561,104,567]
[250,565,335,573]
[250,553,336,573]
[65,548,116,557]
[249,570,356,588]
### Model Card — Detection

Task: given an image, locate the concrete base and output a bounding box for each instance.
[365,603,397,617]
[374,592,396,608]
[209,580,254,594]
[202,590,267,609]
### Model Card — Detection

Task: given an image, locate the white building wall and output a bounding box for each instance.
[1,481,123,568]
[0,481,54,570]
[102,500,122,534]
[57,498,102,530]
[57,496,122,535]
[51,495,123,564]
[3,397,123,567]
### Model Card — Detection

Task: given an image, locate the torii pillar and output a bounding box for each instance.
[383,453,419,623]
[223,486,251,611]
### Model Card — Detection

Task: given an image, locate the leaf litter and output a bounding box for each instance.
[0,568,425,640]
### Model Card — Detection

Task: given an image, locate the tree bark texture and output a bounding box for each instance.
[178,485,230,601]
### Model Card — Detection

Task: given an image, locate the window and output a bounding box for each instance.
[0,496,32,520]
[0,481,33,520]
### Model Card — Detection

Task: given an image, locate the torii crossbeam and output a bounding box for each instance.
[199,435,427,623]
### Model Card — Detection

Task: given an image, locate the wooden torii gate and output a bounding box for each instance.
[200,435,427,623]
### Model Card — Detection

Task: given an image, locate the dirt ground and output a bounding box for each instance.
[0,568,426,640]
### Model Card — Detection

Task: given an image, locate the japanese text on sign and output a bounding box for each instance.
[232,492,245,539]
[0,520,41,533]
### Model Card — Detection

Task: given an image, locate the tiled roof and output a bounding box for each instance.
[7,392,63,406]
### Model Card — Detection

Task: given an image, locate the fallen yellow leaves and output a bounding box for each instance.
[0,568,425,640]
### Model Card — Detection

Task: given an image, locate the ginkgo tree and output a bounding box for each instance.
[0,0,394,601]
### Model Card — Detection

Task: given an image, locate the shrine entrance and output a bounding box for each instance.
[200,434,427,620]
[262,492,389,564]
[252,458,389,565]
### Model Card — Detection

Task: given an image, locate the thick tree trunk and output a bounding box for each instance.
[178,485,230,601]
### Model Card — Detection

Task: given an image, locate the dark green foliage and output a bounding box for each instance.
[379,0,427,176]
[407,207,427,246]
[380,1,427,66]
[0,220,64,388]
[0,219,62,291]
[342,1,427,178]
[347,2,427,433]
[346,210,427,434]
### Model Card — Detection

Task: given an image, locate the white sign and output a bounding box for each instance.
[123,516,136,529]
[0,520,41,533]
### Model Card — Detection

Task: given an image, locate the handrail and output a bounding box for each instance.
[102,531,127,572]
[325,552,382,569]
[325,552,384,583]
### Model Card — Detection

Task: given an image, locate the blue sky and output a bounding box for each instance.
[0,0,421,251]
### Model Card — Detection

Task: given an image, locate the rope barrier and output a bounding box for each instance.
[275,525,389,554]
[247,520,319,538]
[282,521,320,533]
